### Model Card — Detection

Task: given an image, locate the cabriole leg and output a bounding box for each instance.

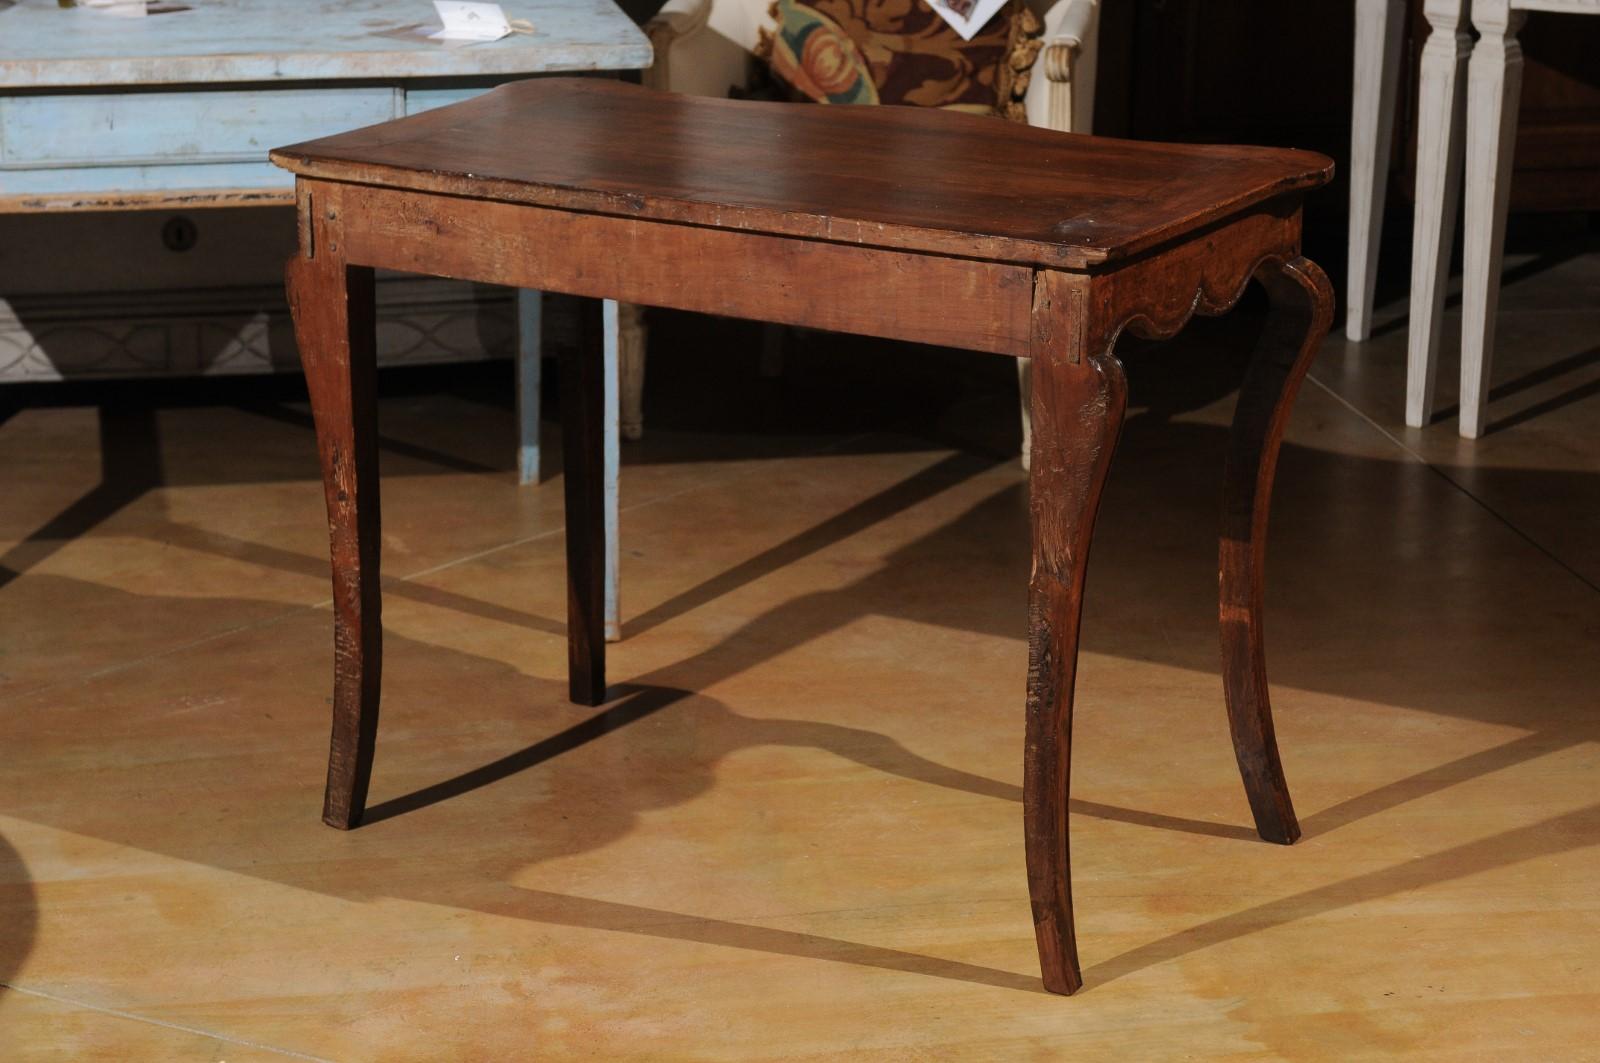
[1024,275,1128,995]
[287,212,381,830]
[1219,256,1334,845]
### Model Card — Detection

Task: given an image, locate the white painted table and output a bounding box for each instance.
[0,0,650,635]
[1346,0,1600,438]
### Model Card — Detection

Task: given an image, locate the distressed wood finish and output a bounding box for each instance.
[1077,206,1304,349]
[327,183,1035,356]
[271,78,1331,270]
[286,187,382,831]
[276,79,1334,993]
[1221,256,1335,845]
[1019,218,1316,993]
[1023,269,1128,996]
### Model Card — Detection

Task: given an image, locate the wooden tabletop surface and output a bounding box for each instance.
[271,79,1334,269]
[0,0,651,88]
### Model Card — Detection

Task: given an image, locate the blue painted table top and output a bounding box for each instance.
[0,0,652,87]
[0,0,651,208]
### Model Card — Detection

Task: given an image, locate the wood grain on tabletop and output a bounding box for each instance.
[270,78,1334,269]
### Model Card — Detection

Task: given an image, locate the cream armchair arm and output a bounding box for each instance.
[644,0,769,97]
[642,0,713,90]
[1024,0,1101,133]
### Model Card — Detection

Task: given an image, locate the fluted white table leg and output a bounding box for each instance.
[1346,0,1406,342]
[1406,0,1473,427]
[1460,0,1527,438]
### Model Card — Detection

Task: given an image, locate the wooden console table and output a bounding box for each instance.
[272,78,1335,995]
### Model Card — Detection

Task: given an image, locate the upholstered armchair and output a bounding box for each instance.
[615,0,1102,465]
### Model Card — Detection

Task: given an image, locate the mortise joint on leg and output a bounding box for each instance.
[1033,269,1090,366]
[298,189,317,261]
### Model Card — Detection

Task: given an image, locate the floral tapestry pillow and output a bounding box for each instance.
[758,0,1043,119]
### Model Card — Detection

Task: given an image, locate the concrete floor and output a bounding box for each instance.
[1,237,1597,1059]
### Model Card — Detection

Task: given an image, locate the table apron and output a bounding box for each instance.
[318,182,1039,358]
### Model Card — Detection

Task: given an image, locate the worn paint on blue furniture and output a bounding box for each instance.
[0,0,651,87]
[0,0,651,205]
[0,0,647,636]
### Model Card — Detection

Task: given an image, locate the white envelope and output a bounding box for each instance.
[927,0,1009,42]
[83,0,149,18]
[430,1,512,42]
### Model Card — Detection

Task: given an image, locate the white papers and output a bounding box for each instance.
[77,1,194,18]
[927,0,1009,42]
[83,0,148,17]
[430,1,513,42]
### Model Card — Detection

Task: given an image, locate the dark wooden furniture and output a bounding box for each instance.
[272,78,1334,995]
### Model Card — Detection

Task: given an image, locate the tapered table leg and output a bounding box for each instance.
[1460,2,1526,439]
[1406,0,1472,427]
[516,289,544,485]
[1346,0,1405,341]
[564,297,608,706]
[602,299,623,643]
[1023,273,1129,996]
[1220,256,1334,845]
[287,221,381,830]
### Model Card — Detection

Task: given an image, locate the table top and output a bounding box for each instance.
[0,0,651,88]
[271,79,1334,270]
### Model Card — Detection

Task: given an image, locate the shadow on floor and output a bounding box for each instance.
[0,830,37,997]
[4,386,1598,991]
[1450,344,1600,435]
[3,292,1598,997]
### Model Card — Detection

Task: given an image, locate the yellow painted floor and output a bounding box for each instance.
[1,243,1598,1059]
